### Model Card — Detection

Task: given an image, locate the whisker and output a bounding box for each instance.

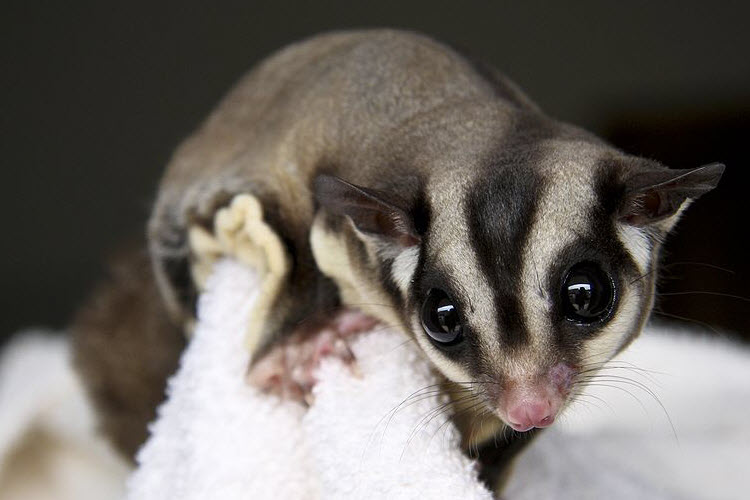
[365,385,472,462]
[431,399,488,457]
[599,359,667,375]
[369,383,462,439]
[658,290,750,303]
[663,261,736,275]
[568,394,600,416]
[569,389,612,414]
[578,364,664,386]
[630,268,656,285]
[401,394,481,461]
[577,347,622,364]
[467,407,492,458]
[652,310,725,338]
[583,381,649,414]
[343,302,400,310]
[581,377,678,442]
[379,384,468,434]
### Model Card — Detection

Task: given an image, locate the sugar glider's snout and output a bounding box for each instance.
[492,362,576,432]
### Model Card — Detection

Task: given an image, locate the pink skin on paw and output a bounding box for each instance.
[247,308,378,404]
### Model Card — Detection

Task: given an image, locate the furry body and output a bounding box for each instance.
[74,29,723,491]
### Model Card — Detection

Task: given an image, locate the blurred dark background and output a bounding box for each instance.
[2,2,748,344]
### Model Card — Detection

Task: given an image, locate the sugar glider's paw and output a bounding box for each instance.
[189,193,289,288]
[188,193,290,352]
[247,309,378,404]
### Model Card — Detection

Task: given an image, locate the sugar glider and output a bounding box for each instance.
[74,29,724,491]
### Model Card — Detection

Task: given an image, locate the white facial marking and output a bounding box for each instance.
[391,246,420,294]
[580,283,641,367]
[616,224,651,274]
[412,314,474,382]
[519,149,599,368]
[407,167,500,382]
[430,189,499,339]
[516,144,649,374]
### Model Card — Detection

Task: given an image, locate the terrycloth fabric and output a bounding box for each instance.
[126,259,750,500]
[1,259,748,499]
[126,259,491,500]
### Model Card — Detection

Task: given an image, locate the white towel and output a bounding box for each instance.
[1,258,748,499]
[127,259,491,500]
[127,259,750,499]
[0,332,129,500]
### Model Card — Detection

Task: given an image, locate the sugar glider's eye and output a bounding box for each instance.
[421,289,463,345]
[562,262,615,324]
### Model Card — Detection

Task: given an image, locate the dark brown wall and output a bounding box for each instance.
[2,1,748,342]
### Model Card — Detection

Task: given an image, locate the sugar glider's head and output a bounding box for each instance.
[312,141,723,432]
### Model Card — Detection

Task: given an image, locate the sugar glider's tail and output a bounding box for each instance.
[71,242,186,460]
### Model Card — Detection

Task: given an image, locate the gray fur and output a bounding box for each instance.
[148,29,723,492]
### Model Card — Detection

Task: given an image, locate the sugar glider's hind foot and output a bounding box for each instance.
[247,309,378,404]
[152,187,341,361]
[187,193,292,353]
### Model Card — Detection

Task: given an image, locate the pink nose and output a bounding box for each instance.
[507,400,555,432]
[501,363,574,432]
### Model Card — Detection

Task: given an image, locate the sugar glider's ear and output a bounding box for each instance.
[314,175,421,247]
[619,162,725,229]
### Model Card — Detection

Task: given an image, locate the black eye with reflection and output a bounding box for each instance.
[421,289,463,345]
[562,262,615,324]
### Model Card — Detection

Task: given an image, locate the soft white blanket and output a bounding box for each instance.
[1,259,748,499]
[127,259,490,500]
[0,333,129,500]
[127,259,750,500]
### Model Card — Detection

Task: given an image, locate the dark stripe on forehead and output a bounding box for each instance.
[466,145,545,349]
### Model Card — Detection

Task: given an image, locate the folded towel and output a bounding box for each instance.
[2,258,748,499]
[126,259,491,499]
[127,259,750,500]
